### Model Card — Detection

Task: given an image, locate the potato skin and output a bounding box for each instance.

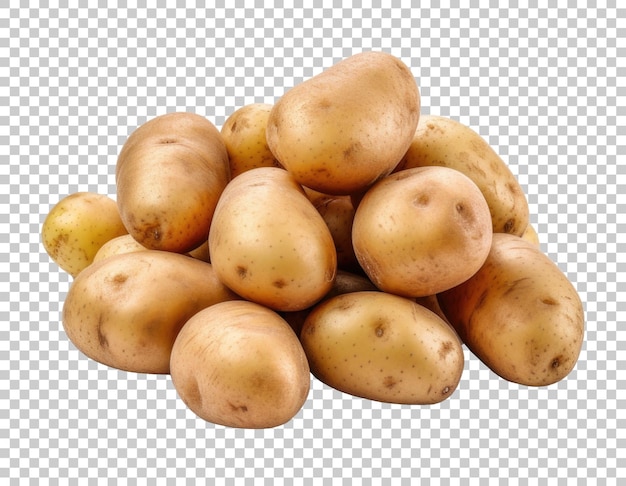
[300,291,465,405]
[170,300,311,429]
[395,114,529,236]
[266,51,420,195]
[220,103,282,178]
[437,233,585,386]
[116,112,230,253]
[208,167,337,312]
[352,166,493,297]
[62,251,239,374]
[42,192,128,277]
[92,234,148,263]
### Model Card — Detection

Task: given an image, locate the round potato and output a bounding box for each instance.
[93,234,148,263]
[352,166,493,297]
[395,114,529,236]
[437,233,585,386]
[266,51,420,195]
[116,112,230,253]
[208,167,337,312]
[220,103,282,178]
[42,192,128,277]
[170,300,311,429]
[300,291,464,404]
[62,250,239,374]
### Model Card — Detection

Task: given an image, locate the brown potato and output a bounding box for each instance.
[116,112,230,253]
[220,103,282,178]
[396,114,529,236]
[437,233,585,386]
[92,234,148,263]
[208,167,337,312]
[62,250,239,374]
[352,166,493,297]
[300,291,464,404]
[170,300,310,429]
[266,51,420,195]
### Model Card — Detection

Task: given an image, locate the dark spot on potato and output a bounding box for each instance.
[542,297,559,306]
[236,265,248,278]
[97,315,108,348]
[228,401,248,413]
[343,142,362,160]
[503,278,531,297]
[112,273,128,285]
[273,279,286,288]
[185,377,202,407]
[475,289,489,311]
[159,138,178,144]
[383,376,397,389]
[438,341,454,360]
[503,218,516,234]
[318,98,332,110]
[413,194,430,206]
[442,386,451,395]
[551,356,562,369]
[375,326,384,337]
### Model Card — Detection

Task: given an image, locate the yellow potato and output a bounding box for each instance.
[300,291,464,404]
[437,233,585,386]
[208,167,337,312]
[352,166,493,297]
[396,114,530,236]
[62,250,239,374]
[92,234,148,263]
[116,112,230,253]
[220,103,282,178]
[266,51,420,195]
[170,300,311,429]
[41,192,128,277]
[521,223,540,247]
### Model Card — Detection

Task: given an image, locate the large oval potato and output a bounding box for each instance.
[266,51,420,195]
[42,192,128,277]
[300,291,464,404]
[220,103,282,178]
[170,300,311,429]
[62,251,239,374]
[395,114,529,236]
[437,233,585,386]
[116,112,230,253]
[208,167,337,312]
[352,166,493,297]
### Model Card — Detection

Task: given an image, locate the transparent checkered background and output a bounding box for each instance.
[2,2,624,485]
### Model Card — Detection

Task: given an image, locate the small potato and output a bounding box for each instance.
[93,234,148,263]
[116,112,230,253]
[220,103,282,178]
[312,194,360,273]
[62,251,239,374]
[352,166,493,297]
[300,291,464,404]
[437,233,585,386]
[209,167,337,312]
[396,114,529,236]
[266,51,420,195]
[170,300,311,429]
[42,192,128,277]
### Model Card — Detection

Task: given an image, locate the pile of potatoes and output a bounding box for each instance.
[42,51,584,429]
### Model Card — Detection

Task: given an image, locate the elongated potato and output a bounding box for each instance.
[437,233,584,386]
[116,112,230,253]
[266,51,420,195]
[208,167,337,312]
[396,114,529,236]
[301,291,465,404]
[41,192,128,277]
[170,300,311,429]
[62,251,239,374]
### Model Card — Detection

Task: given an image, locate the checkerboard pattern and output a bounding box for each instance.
[2,3,624,484]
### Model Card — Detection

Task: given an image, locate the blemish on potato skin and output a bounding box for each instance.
[236,265,248,278]
[97,315,108,348]
[383,376,397,389]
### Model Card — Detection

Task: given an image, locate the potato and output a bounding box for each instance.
[312,194,360,273]
[208,167,337,312]
[521,223,540,247]
[170,300,310,429]
[92,234,148,263]
[42,192,128,277]
[395,114,529,236]
[220,103,282,178]
[300,291,464,404]
[116,112,230,253]
[437,233,585,386]
[266,51,420,195]
[62,250,239,374]
[352,166,493,297]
